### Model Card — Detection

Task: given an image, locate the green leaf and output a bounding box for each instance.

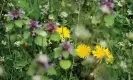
[34,36,47,47]
[92,16,100,24]
[27,64,36,76]
[59,60,71,69]
[62,51,69,59]
[14,20,24,28]
[18,0,29,9]
[47,66,57,75]
[15,60,28,67]
[35,29,47,37]
[23,31,30,39]
[104,15,115,25]
[71,49,77,57]
[54,48,62,58]
[50,32,60,41]
[5,23,14,32]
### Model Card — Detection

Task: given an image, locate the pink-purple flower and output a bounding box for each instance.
[99,0,114,14]
[45,22,58,33]
[60,42,72,53]
[36,54,49,68]
[8,8,23,20]
[28,19,41,36]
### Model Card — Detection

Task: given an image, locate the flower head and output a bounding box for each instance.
[92,45,105,59]
[76,44,91,58]
[104,48,113,63]
[56,26,70,38]
[60,42,72,53]
[8,8,23,20]
[29,19,41,28]
[28,19,41,36]
[92,45,113,63]
[36,53,49,68]
[99,0,114,14]
[46,22,58,33]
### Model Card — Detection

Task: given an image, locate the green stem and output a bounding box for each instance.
[8,33,11,55]
[0,0,5,19]
[128,72,131,80]
[69,57,75,80]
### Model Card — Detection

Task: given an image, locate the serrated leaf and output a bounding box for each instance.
[54,48,62,58]
[47,66,57,75]
[14,20,24,28]
[62,51,69,59]
[104,15,115,25]
[23,31,30,39]
[50,32,60,41]
[34,36,47,47]
[5,23,14,32]
[35,29,47,37]
[59,60,71,69]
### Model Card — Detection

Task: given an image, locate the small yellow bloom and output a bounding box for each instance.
[56,26,70,38]
[104,48,113,64]
[92,45,105,59]
[92,45,114,64]
[76,44,91,58]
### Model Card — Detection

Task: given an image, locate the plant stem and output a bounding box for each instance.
[0,0,5,19]
[128,72,131,80]
[69,57,75,80]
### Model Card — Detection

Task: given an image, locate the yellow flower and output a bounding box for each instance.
[76,44,91,58]
[92,45,105,59]
[92,45,114,64]
[104,48,114,64]
[56,26,70,38]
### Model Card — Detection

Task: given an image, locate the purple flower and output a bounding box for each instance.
[46,22,58,33]
[36,54,49,68]
[28,19,41,36]
[43,62,49,68]
[8,8,23,20]
[100,0,114,8]
[29,19,41,28]
[99,0,114,14]
[60,42,72,53]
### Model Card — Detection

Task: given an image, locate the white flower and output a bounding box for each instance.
[1,40,7,45]
[117,1,123,7]
[120,61,127,69]
[14,41,21,47]
[118,42,125,46]
[99,40,107,48]
[100,5,111,14]
[73,25,91,39]
[127,9,133,15]
[32,75,41,80]
[48,14,55,20]
[0,56,5,62]
[86,55,95,63]
[36,53,49,63]
[126,32,133,40]
[60,11,68,18]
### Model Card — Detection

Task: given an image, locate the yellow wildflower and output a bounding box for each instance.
[92,45,114,64]
[76,44,91,58]
[92,45,105,59]
[56,26,70,38]
[104,48,114,64]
